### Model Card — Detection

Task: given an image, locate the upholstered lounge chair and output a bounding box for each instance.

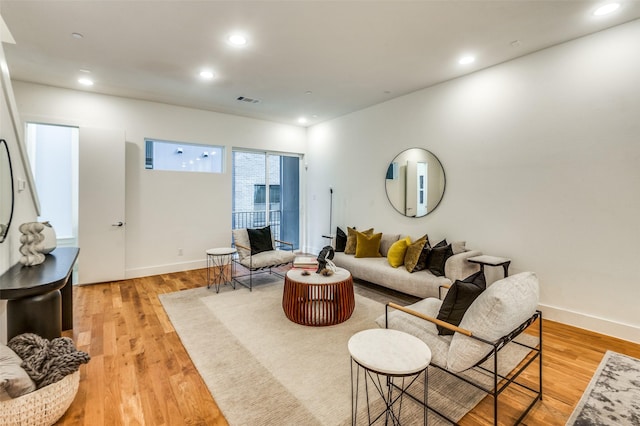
[378,271,542,425]
[232,227,295,291]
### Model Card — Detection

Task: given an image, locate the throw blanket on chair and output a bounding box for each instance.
[8,333,90,388]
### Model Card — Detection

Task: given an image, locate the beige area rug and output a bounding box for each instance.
[159,278,538,425]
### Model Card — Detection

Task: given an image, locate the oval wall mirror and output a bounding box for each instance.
[385,148,446,217]
[0,139,15,243]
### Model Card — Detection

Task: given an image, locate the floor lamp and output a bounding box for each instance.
[322,187,333,242]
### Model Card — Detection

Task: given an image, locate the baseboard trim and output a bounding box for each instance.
[539,303,640,344]
[125,259,206,280]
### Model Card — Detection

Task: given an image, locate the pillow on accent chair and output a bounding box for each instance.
[0,343,36,400]
[435,271,486,335]
[247,225,274,255]
[335,227,347,252]
[345,227,373,255]
[426,240,453,276]
[387,237,411,267]
[404,235,429,272]
[355,232,383,258]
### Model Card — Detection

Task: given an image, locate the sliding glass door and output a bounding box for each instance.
[232,150,300,249]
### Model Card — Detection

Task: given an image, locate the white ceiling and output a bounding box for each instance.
[1,1,639,127]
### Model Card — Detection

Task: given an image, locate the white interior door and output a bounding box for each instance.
[78,127,125,284]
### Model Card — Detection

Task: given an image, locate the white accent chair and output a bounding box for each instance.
[378,271,542,425]
[231,228,295,291]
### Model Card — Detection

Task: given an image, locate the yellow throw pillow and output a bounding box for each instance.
[344,227,373,255]
[387,236,412,267]
[404,234,429,272]
[355,232,383,258]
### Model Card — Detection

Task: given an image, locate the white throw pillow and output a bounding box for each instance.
[446,272,539,373]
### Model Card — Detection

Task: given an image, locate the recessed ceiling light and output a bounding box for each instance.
[458,55,475,65]
[228,34,247,46]
[78,77,93,86]
[199,70,214,79]
[71,32,84,39]
[298,117,308,124]
[593,2,620,16]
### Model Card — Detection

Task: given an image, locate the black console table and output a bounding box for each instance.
[0,247,79,341]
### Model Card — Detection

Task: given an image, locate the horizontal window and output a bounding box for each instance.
[145,139,223,173]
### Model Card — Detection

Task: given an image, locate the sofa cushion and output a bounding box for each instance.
[335,227,347,252]
[239,249,295,269]
[345,227,373,255]
[451,241,466,255]
[426,242,454,276]
[387,237,411,267]
[333,252,451,299]
[404,235,429,272]
[247,225,274,255]
[447,272,540,373]
[0,343,36,400]
[379,234,400,257]
[355,232,382,258]
[436,271,486,335]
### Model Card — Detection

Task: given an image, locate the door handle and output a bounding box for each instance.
[112,221,124,227]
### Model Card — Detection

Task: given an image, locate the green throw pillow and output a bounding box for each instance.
[355,231,383,258]
[345,227,373,255]
[404,235,429,272]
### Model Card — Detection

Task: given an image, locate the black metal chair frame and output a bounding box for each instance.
[232,239,294,291]
[384,303,543,425]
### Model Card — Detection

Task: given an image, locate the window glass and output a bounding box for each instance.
[145,139,223,173]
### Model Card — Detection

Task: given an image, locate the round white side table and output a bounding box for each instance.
[348,328,431,425]
[206,247,237,293]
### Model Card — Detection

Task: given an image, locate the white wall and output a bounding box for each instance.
[11,83,306,279]
[306,20,640,343]
[1,39,39,343]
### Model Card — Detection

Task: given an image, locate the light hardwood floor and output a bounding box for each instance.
[58,269,640,425]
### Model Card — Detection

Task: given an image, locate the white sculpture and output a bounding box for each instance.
[19,222,46,266]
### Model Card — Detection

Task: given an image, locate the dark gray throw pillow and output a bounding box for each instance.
[426,240,453,276]
[247,225,273,255]
[335,227,347,252]
[436,271,486,335]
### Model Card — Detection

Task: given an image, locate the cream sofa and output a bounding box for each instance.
[332,234,481,299]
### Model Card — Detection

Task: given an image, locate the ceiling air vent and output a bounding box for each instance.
[237,96,260,104]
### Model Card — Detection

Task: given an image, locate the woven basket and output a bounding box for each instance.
[0,371,80,426]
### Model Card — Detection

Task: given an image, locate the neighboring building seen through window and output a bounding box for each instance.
[145,139,223,173]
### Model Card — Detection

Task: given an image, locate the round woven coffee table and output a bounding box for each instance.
[282,267,355,326]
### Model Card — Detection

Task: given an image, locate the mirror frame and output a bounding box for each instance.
[0,139,15,243]
[385,147,446,218]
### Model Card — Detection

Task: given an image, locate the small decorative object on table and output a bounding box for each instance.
[316,245,336,274]
[293,255,319,270]
[18,222,46,266]
[39,221,57,254]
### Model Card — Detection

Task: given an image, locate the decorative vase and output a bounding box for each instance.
[18,222,46,266]
[40,221,57,254]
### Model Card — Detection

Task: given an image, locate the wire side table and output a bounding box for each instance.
[349,328,431,425]
[206,247,237,293]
